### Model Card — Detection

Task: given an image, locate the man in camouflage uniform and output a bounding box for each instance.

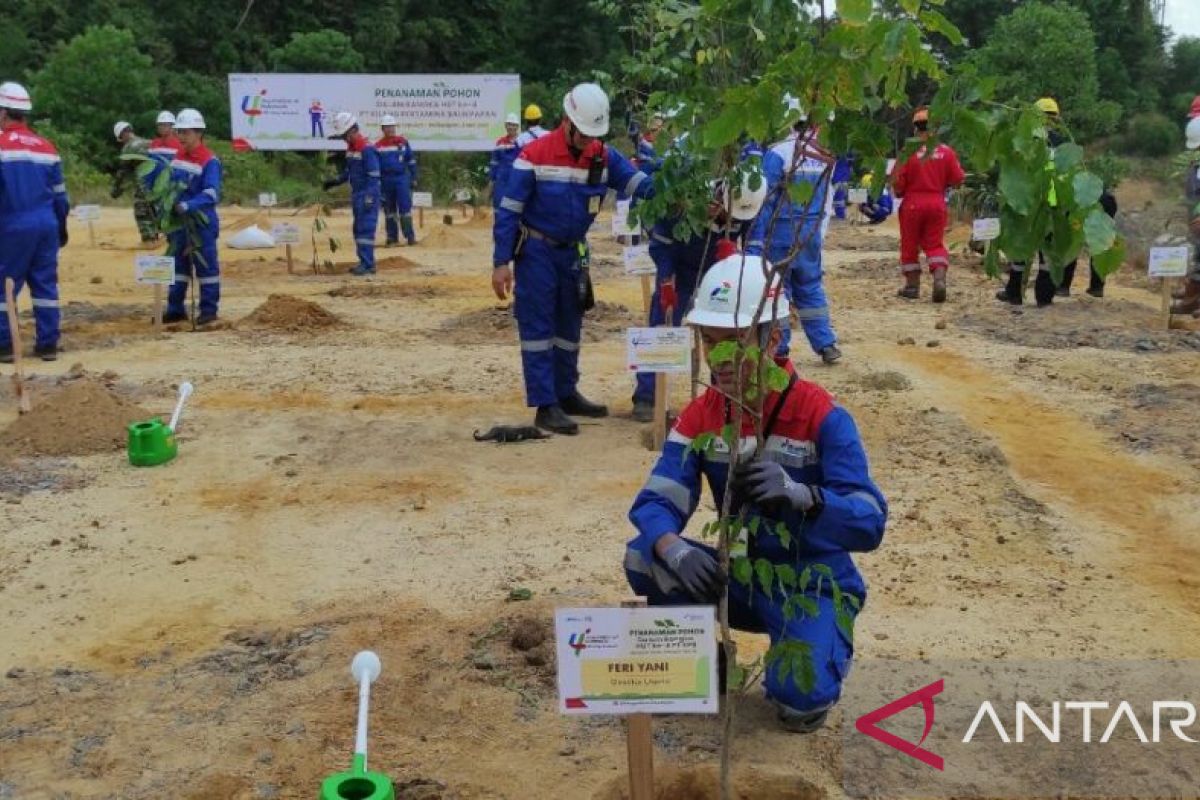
[1171,117,1200,317]
[110,121,160,244]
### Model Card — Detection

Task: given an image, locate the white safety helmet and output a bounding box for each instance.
[505,112,520,126]
[562,82,610,137]
[782,93,808,123]
[175,108,205,130]
[113,120,133,141]
[330,111,358,138]
[380,114,397,127]
[727,173,768,221]
[0,81,33,112]
[687,254,790,329]
[156,110,176,126]
[1188,117,1200,151]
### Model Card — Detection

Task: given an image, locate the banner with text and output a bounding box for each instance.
[228,73,521,152]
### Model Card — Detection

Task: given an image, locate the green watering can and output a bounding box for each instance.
[128,381,192,467]
[319,652,395,800]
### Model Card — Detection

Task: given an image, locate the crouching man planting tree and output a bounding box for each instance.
[623,251,887,733]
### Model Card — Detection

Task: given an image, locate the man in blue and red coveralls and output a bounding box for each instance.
[323,112,381,276]
[0,81,70,362]
[165,108,223,325]
[489,113,521,211]
[150,110,182,165]
[492,82,654,435]
[624,251,887,733]
[376,113,418,246]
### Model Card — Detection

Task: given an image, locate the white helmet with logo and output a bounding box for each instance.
[0,82,33,112]
[727,172,767,221]
[156,110,176,126]
[562,83,610,137]
[175,108,205,130]
[330,111,358,138]
[505,112,520,126]
[687,254,789,329]
[113,120,133,141]
[1188,117,1200,151]
[380,114,397,127]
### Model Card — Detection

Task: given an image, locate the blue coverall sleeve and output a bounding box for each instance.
[493,158,535,266]
[488,146,500,182]
[628,431,704,565]
[746,150,784,255]
[804,408,887,553]
[51,159,69,224]
[365,147,381,193]
[183,160,221,214]
[404,144,418,184]
[606,148,653,200]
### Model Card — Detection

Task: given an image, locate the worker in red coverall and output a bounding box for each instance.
[892,107,965,304]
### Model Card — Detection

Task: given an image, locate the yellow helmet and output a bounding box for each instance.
[861,173,874,188]
[1035,97,1060,116]
[523,104,543,122]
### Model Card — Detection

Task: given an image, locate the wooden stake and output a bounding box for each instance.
[418,207,424,228]
[640,274,652,320]
[461,203,468,219]
[653,373,668,451]
[153,284,163,335]
[621,598,654,800]
[4,278,32,414]
[1162,277,1173,330]
[87,221,96,248]
[286,244,295,275]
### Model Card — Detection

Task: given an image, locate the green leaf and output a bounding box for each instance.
[984,242,1001,278]
[1091,236,1126,278]
[732,557,753,587]
[998,159,1037,216]
[1072,172,1104,208]
[690,432,716,457]
[748,516,761,538]
[900,0,920,13]
[774,521,792,550]
[1053,144,1084,174]
[1083,208,1116,254]
[786,593,819,618]
[839,0,872,26]
[755,558,775,597]
[506,587,532,602]
[708,340,738,366]
[765,639,816,693]
[788,181,815,208]
[720,422,736,449]
[704,105,745,148]
[918,8,963,45]
[765,365,790,392]
[797,566,812,592]
[775,564,797,589]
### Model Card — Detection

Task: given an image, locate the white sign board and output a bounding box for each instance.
[228,73,520,152]
[1148,246,1191,278]
[271,223,301,245]
[555,606,718,715]
[135,256,176,286]
[622,245,656,276]
[453,189,472,203]
[627,327,692,374]
[611,199,640,237]
[972,218,1002,242]
[74,205,101,222]
[848,188,869,204]
[258,192,277,208]
[412,191,434,209]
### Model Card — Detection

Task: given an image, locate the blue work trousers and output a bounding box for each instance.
[381,178,414,244]
[0,218,60,349]
[352,191,380,271]
[514,238,584,408]
[766,228,837,356]
[168,228,220,318]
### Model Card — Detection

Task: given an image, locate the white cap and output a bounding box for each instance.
[562,83,610,137]
[380,114,397,127]
[156,110,176,126]
[0,82,32,112]
[1188,117,1200,151]
[175,108,205,130]
[727,173,767,221]
[113,120,133,140]
[686,255,789,329]
[505,112,520,126]
[330,111,357,138]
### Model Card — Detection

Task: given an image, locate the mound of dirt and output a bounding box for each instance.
[328,283,436,300]
[239,294,344,332]
[440,306,517,345]
[420,225,475,249]
[858,370,912,392]
[584,301,645,340]
[0,380,149,458]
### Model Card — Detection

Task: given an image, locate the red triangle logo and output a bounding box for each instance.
[565,697,588,709]
[854,679,945,771]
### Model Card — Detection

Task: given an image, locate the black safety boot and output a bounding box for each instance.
[1034,270,1056,307]
[1056,261,1077,297]
[196,313,219,326]
[1086,265,1105,298]
[561,392,608,418]
[820,344,842,365]
[161,310,189,324]
[996,269,1023,305]
[931,266,948,304]
[897,270,920,300]
[535,404,579,435]
[776,703,830,734]
[631,399,654,423]
[34,343,57,362]
[0,345,12,364]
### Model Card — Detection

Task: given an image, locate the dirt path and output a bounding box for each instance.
[1,207,1197,799]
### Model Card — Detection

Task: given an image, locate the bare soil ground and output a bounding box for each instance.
[2,194,1198,799]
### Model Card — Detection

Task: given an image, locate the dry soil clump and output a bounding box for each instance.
[240,294,343,332]
[0,380,149,458]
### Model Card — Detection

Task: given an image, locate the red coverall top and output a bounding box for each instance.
[892,143,965,208]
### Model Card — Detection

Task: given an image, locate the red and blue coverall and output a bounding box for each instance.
[168,144,222,318]
[892,142,964,276]
[625,361,887,714]
[494,123,653,408]
[146,134,180,193]
[747,130,837,357]
[329,133,381,272]
[488,133,519,210]
[376,134,417,245]
[0,122,69,351]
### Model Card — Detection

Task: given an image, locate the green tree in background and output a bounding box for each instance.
[271,31,367,73]
[1166,37,1200,119]
[32,25,160,165]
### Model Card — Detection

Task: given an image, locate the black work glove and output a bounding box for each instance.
[732,460,815,519]
[661,539,725,603]
[58,223,69,248]
[322,178,339,191]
